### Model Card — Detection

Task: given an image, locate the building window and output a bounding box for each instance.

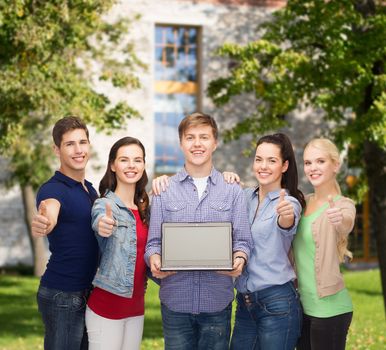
[154,25,200,175]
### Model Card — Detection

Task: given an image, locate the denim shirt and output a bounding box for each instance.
[91,191,137,297]
[235,187,301,293]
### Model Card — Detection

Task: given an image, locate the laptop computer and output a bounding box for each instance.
[160,222,233,271]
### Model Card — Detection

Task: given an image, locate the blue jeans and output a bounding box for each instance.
[230,281,302,350]
[161,303,232,350]
[37,284,90,350]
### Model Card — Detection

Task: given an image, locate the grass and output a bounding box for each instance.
[0,269,384,350]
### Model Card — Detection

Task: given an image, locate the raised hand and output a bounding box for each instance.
[326,195,343,226]
[279,189,285,202]
[97,202,115,237]
[31,200,51,237]
[151,175,170,196]
[276,189,295,229]
[39,200,47,217]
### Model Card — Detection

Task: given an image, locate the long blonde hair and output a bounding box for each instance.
[305,138,352,262]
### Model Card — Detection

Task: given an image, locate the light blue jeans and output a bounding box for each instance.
[37,284,90,350]
[230,281,302,350]
[161,303,232,350]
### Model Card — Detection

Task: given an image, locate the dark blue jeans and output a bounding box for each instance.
[230,281,302,350]
[161,303,232,350]
[37,284,90,350]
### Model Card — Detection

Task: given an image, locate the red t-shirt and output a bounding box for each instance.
[88,209,148,319]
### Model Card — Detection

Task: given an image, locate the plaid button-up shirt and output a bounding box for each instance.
[145,167,252,314]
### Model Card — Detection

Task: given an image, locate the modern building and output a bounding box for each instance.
[0,0,376,268]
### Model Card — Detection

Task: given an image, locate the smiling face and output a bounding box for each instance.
[110,144,145,187]
[180,125,217,176]
[253,142,288,192]
[55,128,90,178]
[303,145,339,189]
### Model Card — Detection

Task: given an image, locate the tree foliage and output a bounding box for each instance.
[208,0,385,155]
[0,0,145,189]
[0,0,145,276]
[208,0,386,312]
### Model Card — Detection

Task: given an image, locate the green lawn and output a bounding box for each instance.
[0,269,384,350]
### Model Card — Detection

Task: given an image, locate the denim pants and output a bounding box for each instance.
[230,281,302,350]
[161,303,232,350]
[37,284,90,350]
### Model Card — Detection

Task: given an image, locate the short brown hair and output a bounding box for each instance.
[178,112,218,141]
[52,116,89,147]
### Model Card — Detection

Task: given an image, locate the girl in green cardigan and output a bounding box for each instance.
[294,138,356,350]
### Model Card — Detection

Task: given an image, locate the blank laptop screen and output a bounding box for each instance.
[161,222,233,271]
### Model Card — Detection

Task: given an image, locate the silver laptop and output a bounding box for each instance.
[161,222,233,271]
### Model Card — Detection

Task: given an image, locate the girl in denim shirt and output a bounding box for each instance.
[224,133,306,350]
[85,137,150,350]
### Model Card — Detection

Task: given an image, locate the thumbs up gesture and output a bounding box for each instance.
[276,189,295,229]
[31,200,51,237]
[326,195,343,226]
[97,202,115,237]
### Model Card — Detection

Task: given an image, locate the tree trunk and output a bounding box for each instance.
[21,184,48,277]
[364,141,386,315]
[354,0,386,315]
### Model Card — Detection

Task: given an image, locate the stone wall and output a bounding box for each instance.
[0,158,33,267]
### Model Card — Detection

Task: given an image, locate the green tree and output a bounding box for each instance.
[208,0,386,312]
[0,1,145,275]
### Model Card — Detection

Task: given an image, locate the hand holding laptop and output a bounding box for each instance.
[149,254,177,279]
[217,252,247,277]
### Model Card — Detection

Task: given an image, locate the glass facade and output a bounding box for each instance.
[154,25,199,174]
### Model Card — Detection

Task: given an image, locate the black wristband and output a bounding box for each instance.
[235,256,247,265]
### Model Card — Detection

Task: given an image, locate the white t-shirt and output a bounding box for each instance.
[193,176,209,199]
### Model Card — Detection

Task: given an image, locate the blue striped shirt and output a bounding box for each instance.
[145,167,252,314]
[235,188,301,293]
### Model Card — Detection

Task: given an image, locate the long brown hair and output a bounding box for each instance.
[256,133,306,209]
[99,137,149,225]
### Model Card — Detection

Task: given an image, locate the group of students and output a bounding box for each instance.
[31,113,355,350]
